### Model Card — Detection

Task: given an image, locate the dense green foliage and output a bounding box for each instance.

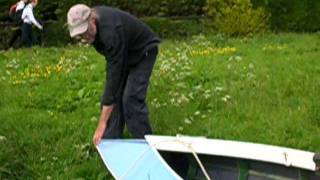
[1,0,320,48]
[1,0,320,32]
[204,0,270,36]
[100,0,206,17]
[0,18,210,50]
[0,0,205,19]
[1,33,320,179]
[252,0,320,32]
[143,17,211,39]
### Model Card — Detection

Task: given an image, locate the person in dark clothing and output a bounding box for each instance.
[8,29,22,48]
[67,4,160,145]
[7,0,28,49]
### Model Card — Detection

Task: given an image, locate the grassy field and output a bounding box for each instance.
[0,33,320,179]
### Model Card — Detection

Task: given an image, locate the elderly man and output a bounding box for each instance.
[67,4,160,145]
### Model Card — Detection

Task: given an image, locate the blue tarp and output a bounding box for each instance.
[97,140,181,180]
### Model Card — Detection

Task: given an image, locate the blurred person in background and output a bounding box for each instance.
[7,0,28,49]
[21,0,43,47]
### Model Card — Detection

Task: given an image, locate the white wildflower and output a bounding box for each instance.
[215,87,223,92]
[40,157,45,162]
[184,118,192,124]
[188,93,194,100]
[0,135,7,141]
[155,103,161,108]
[185,72,192,76]
[90,117,98,122]
[180,94,189,103]
[195,85,202,90]
[235,56,243,61]
[204,94,211,99]
[247,72,255,79]
[221,95,231,102]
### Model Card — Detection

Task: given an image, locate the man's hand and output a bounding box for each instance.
[93,105,114,146]
[93,122,106,146]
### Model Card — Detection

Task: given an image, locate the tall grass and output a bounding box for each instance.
[0,33,319,179]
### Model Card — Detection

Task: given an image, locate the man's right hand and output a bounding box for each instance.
[92,105,114,146]
[93,122,106,146]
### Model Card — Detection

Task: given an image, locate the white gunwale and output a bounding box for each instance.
[145,135,317,171]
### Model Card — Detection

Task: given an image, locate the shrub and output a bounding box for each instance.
[204,0,270,36]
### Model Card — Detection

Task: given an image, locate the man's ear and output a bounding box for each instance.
[90,11,97,24]
[89,17,96,28]
[92,17,96,25]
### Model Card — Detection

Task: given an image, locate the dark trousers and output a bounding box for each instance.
[8,28,22,48]
[103,47,158,139]
[21,23,32,47]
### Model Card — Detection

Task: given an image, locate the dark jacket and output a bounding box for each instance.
[92,6,160,106]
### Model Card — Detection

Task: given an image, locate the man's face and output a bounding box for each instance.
[31,2,37,7]
[77,19,96,44]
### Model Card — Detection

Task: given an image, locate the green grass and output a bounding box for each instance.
[1,33,320,179]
